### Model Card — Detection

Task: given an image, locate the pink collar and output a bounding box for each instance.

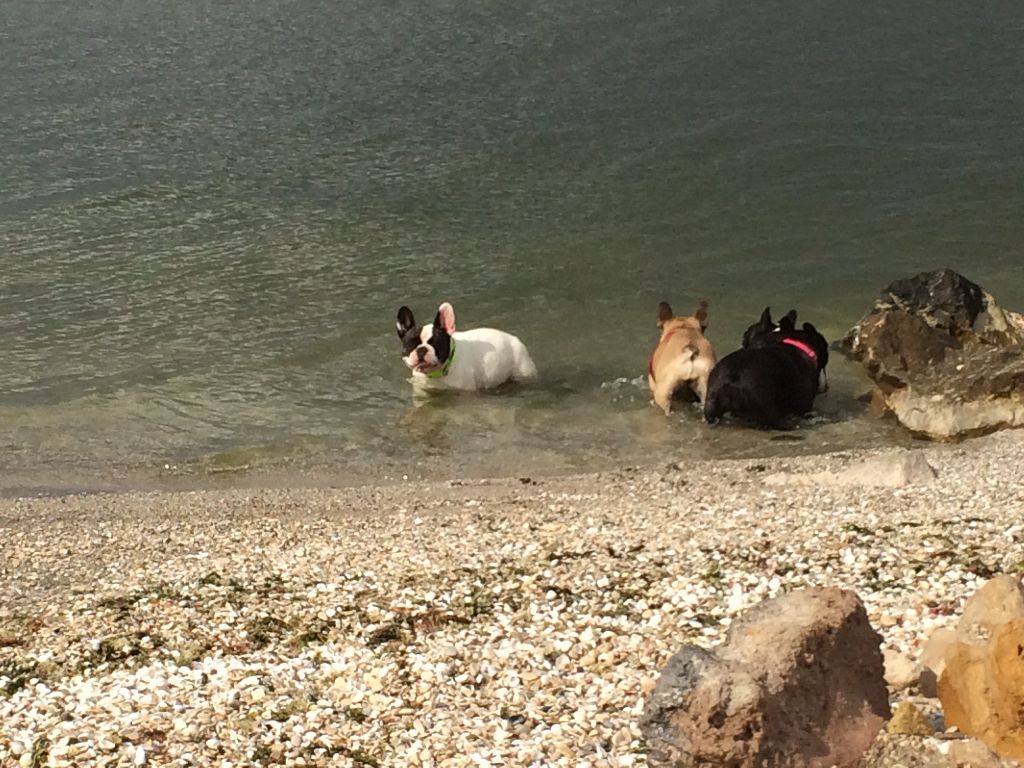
[781,337,817,362]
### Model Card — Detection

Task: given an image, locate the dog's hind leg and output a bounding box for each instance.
[653,378,679,416]
[703,391,724,424]
[693,375,708,406]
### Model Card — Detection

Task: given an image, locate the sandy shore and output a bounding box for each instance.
[2,431,1023,767]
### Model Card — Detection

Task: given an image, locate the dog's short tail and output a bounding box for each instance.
[678,344,703,382]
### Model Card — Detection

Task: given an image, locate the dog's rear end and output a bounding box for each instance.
[648,300,716,415]
[704,347,812,427]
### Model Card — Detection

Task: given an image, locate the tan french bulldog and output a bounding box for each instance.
[647,299,716,415]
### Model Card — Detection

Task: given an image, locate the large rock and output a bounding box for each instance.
[841,269,1024,439]
[939,618,1024,761]
[936,576,1024,761]
[956,574,1024,643]
[641,587,889,767]
[924,575,1024,699]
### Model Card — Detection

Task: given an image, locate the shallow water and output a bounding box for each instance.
[2,0,1023,491]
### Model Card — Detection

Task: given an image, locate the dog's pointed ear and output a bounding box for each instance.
[436,302,456,335]
[657,301,673,326]
[759,307,773,328]
[803,322,820,336]
[779,310,798,333]
[694,300,709,331]
[396,306,416,338]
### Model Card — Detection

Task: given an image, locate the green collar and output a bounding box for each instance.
[425,339,456,379]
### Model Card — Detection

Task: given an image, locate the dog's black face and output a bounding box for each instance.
[798,323,830,373]
[743,307,829,374]
[396,306,452,373]
[742,307,797,349]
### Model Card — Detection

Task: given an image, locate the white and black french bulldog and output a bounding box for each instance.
[396,302,538,391]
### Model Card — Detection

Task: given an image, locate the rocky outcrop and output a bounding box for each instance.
[938,575,1024,762]
[641,587,889,767]
[841,269,1024,439]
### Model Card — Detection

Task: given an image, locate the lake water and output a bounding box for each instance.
[2,0,1023,492]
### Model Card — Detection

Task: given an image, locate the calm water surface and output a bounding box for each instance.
[2,1,1023,491]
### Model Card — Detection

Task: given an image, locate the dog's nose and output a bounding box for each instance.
[416,346,428,361]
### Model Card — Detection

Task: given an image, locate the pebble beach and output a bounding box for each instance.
[2,431,1023,768]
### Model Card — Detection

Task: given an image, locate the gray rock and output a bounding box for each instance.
[765,451,937,488]
[841,269,1024,439]
[883,648,923,691]
[641,587,890,767]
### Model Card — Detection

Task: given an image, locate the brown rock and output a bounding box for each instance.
[641,587,889,767]
[850,308,960,381]
[957,575,1024,644]
[841,269,1024,439]
[842,269,1024,368]
[939,618,1024,761]
[887,701,935,736]
[921,627,959,697]
[937,581,1024,720]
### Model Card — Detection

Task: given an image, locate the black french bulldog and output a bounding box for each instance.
[704,307,830,428]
